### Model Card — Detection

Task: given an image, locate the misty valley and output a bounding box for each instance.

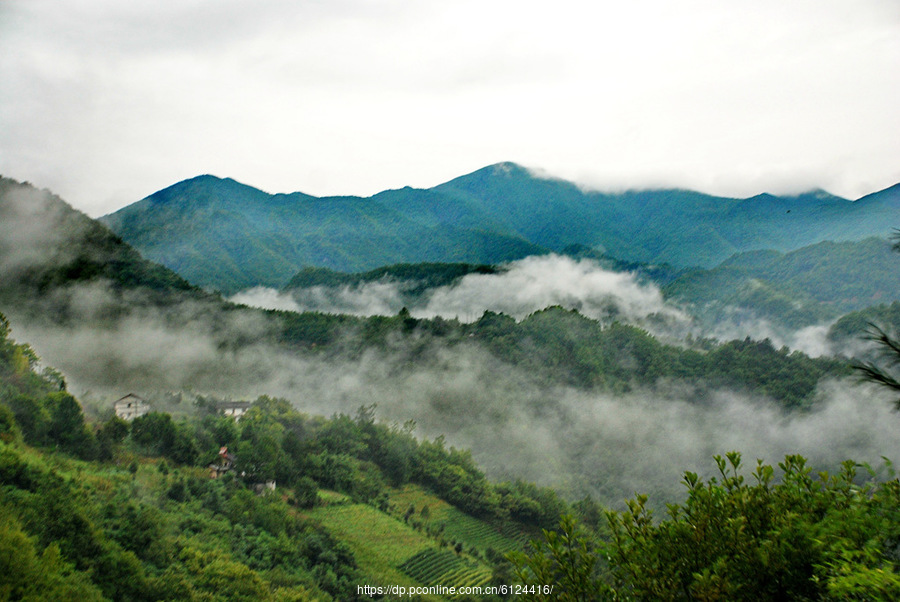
[1,169,899,600]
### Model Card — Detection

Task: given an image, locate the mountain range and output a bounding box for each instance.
[100,162,900,294]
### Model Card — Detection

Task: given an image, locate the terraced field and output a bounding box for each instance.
[390,485,534,553]
[440,507,531,554]
[399,548,491,591]
[305,487,537,600]
[307,502,434,591]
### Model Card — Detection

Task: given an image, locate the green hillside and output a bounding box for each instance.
[285,263,500,292]
[828,301,900,347]
[99,163,900,294]
[435,164,900,267]
[0,313,565,600]
[2,305,897,600]
[100,175,544,294]
[0,177,203,313]
[664,237,900,329]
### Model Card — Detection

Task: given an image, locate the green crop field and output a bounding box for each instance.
[391,484,532,554]
[399,548,491,593]
[316,488,352,505]
[307,490,511,600]
[307,502,434,590]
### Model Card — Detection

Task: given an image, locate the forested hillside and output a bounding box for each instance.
[100,175,544,293]
[100,163,900,294]
[0,177,204,314]
[286,263,501,296]
[663,237,900,330]
[2,307,898,600]
[0,312,562,600]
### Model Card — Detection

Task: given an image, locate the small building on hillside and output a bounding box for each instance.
[113,394,150,421]
[216,400,252,421]
[252,480,277,495]
[208,446,236,478]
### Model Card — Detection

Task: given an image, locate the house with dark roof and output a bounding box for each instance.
[113,393,150,421]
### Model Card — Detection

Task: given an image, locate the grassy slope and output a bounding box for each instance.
[304,484,532,599]
[1,435,539,601]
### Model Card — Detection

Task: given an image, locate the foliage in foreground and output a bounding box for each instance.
[513,452,900,600]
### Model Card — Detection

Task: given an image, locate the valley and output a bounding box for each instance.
[2,170,899,599]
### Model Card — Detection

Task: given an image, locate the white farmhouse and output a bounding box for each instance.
[113,394,151,421]
[216,400,252,420]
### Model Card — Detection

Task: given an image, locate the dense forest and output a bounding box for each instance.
[268,305,849,408]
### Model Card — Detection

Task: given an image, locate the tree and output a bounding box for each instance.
[98,415,129,444]
[512,453,900,600]
[509,514,609,601]
[854,228,900,408]
[0,404,20,443]
[132,412,176,451]
[96,415,130,459]
[854,324,900,408]
[0,515,106,601]
[45,391,97,459]
[604,453,900,600]
[293,476,318,509]
[6,393,49,444]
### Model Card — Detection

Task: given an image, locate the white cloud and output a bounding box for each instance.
[230,255,688,327]
[419,255,683,323]
[229,286,306,313]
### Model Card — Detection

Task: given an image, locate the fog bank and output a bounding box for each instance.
[10,297,897,508]
[232,255,688,326]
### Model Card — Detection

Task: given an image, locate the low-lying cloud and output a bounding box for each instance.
[231,255,689,328]
[705,316,837,358]
[230,255,858,357]
[232,280,406,317]
[10,289,899,508]
[419,255,681,323]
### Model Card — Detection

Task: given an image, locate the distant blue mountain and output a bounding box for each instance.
[100,163,899,293]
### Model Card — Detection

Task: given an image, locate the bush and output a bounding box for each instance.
[293,476,319,509]
[513,453,900,600]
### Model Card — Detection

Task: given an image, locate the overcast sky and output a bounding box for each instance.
[1,0,898,216]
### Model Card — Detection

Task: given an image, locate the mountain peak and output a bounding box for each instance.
[159,174,247,192]
[138,175,268,210]
[490,162,525,176]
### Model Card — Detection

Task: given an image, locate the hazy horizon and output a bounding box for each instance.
[2,1,898,216]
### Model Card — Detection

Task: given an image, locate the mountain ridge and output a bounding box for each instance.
[100,163,900,294]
